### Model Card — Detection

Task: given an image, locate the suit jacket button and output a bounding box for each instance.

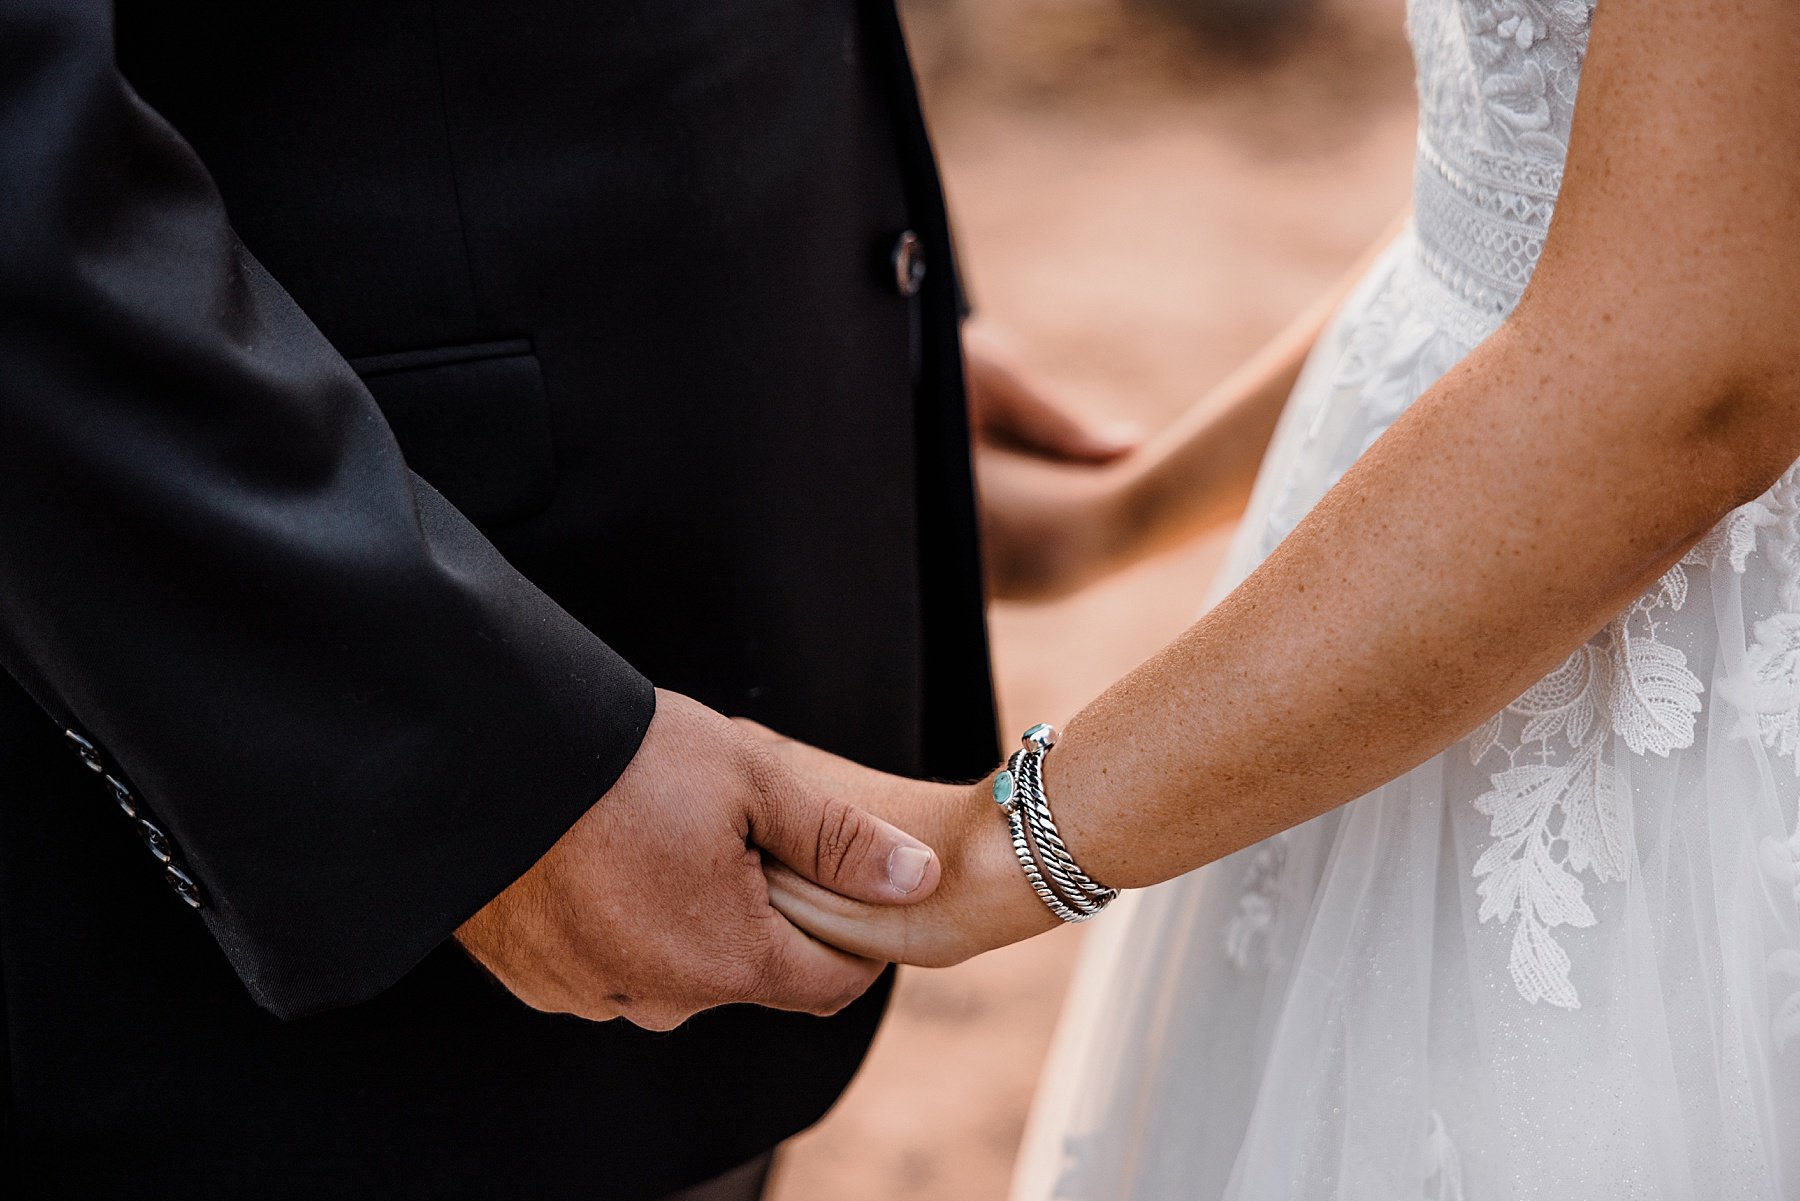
[63,728,105,773]
[892,230,926,298]
[164,863,205,909]
[137,819,174,865]
[103,774,140,818]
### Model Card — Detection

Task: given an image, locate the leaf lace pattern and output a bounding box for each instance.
[1232,0,1800,1035]
[1224,836,1287,970]
[1420,1110,1467,1201]
[1714,468,1800,1054]
[1466,588,1698,1008]
[1409,0,1595,342]
[1469,466,1800,1010]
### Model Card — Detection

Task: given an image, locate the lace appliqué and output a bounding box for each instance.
[1701,465,1800,1055]
[1420,1110,1467,1201]
[1225,836,1287,970]
[1470,465,1800,1010]
[1721,478,1800,764]
[1464,1,1593,157]
[1467,590,1699,1008]
[1409,0,1594,340]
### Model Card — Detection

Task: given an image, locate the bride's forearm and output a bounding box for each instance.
[758,310,1800,970]
[1050,311,1800,889]
[1050,0,1800,890]
[760,0,1800,970]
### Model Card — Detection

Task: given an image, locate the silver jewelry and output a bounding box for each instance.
[991,724,1118,924]
[1015,745,1116,914]
[999,754,1090,925]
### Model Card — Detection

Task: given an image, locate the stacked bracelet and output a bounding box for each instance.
[992,724,1119,924]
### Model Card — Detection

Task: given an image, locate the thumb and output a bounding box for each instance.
[747,767,942,906]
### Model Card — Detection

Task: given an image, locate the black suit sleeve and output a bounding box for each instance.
[0,0,655,1017]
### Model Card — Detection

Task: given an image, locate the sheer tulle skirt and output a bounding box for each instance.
[1011,234,1800,1201]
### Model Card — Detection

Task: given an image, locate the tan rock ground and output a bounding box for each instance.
[773,2,1414,1197]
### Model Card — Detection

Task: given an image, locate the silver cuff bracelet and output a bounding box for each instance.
[992,724,1119,924]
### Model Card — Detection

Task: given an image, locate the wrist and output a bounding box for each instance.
[948,775,1063,951]
[1036,716,1165,892]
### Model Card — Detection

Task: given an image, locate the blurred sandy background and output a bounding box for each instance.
[774,1,1414,1197]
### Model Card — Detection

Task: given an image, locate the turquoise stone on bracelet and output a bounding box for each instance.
[992,769,1017,809]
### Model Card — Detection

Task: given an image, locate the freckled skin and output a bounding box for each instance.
[760,0,1800,966]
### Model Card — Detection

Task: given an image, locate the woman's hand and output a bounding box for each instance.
[738,721,1060,965]
[964,324,1141,466]
[974,219,1398,604]
[978,449,1141,602]
[964,324,1148,602]
[964,302,1337,602]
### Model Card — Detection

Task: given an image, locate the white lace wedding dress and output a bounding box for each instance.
[1011,2,1800,1197]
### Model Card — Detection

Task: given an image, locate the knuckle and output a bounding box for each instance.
[490,966,582,1017]
[624,1008,682,1033]
[514,984,619,1023]
[793,956,880,1017]
[613,983,704,1032]
[795,978,842,1017]
[810,974,874,1018]
[753,947,834,1015]
[812,797,872,885]
[512,990,568,1016]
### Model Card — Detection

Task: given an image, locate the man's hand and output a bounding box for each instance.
[738,721,1058,968]
[456,690,942,1030]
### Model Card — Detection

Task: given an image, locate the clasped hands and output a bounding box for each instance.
[457,331,1126,1028]
[456,690,1053,1031]
[745,720,1065,968]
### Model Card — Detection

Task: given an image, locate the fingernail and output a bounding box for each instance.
[887,845,933,894]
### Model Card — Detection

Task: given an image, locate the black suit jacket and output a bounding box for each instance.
[0,0,996,1195]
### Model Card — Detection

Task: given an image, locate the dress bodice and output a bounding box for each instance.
[1407,0,1596,343]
